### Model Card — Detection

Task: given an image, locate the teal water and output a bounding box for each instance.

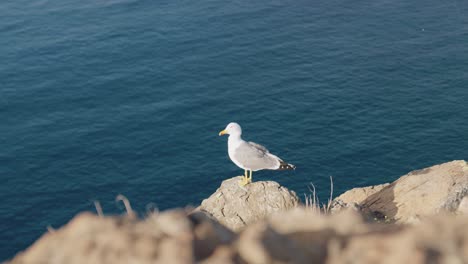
[1,0,468,259]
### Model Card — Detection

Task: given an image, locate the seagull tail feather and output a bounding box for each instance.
[278,161,296,170]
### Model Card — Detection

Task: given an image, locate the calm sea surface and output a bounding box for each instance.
[1,0,468,259]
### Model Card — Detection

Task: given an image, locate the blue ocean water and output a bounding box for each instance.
[1,0,468,259]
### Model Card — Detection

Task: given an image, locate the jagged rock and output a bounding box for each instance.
[457,196,468,214]
[8,210,235,264]
[333,160,468,223]
[199,246,238,264]
[189,211,235,260]
[235,208,468,264]
[197,176,299,231]
[235,208,366,264]
[335,183,390,204]
[329,199,362,214]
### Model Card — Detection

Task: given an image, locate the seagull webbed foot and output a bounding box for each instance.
[238,176,250,186]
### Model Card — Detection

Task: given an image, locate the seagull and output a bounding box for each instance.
[219,122,295,186]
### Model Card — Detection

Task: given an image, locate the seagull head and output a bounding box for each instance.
[219,122,242,136]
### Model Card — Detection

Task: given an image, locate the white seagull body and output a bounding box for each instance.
[219,122,295,185]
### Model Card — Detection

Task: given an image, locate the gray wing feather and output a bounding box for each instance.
[248,141,269,154]
[233,141,280,171]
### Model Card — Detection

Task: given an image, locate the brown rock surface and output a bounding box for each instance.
[458,196,468,214]
[335,183,390,204]
[236,208,468,264]
[333,160,468,222]
[8,210,234,264]
[197,176,300,231]
[8,208,468,264]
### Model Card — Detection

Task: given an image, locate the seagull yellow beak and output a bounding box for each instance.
[219,130,228,136]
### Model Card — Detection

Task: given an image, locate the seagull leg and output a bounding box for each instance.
[248,170,253,183]
[239,170,249,186]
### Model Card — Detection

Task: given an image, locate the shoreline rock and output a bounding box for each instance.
[333,160,468,223]
[197,176,299,231]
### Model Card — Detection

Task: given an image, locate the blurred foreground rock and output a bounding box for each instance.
[8,210,234,264]
[333,160,468,222]
[197,176,300,231]
[8,208,468,264]
[237,209,468,264]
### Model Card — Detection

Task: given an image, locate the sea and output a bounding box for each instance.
[1,0,467,260]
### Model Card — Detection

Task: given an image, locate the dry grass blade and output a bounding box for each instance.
[305,176,334,214]
[325,176,334,213]
[94,201,104,217]
[116,194,136,218]
[46,225,55,233]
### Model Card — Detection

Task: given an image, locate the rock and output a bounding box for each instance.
[197,176,299,231]
[189,211,235,260]
[333,160,468,223]
[457,196,468,214]
[335,183,390,204]
[236,208,367,264]
[235,208,468,264]
[8,210,235,264]
[329,199,362,214]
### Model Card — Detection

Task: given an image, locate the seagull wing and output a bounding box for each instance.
[232,141,281,171]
